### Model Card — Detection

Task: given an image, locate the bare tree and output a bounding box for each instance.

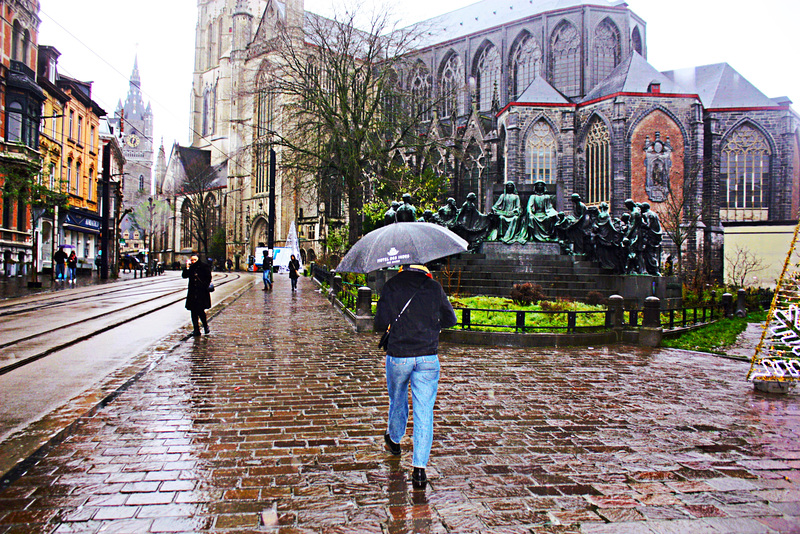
[262,6,447,245]
[659,160,703,277]
[726,245,768,287]
[179,155,223,259]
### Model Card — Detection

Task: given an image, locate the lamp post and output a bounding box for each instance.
[147,196,154,275]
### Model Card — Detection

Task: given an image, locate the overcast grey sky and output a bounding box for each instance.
[38,0,799,158]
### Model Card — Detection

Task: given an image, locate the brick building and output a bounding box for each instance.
[0,0,43,277]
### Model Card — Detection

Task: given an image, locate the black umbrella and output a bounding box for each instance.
[336,222,468,273]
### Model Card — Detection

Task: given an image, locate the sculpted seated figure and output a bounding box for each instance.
[522,180,558,243]
[488,181,522,242]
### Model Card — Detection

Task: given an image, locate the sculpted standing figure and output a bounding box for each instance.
[592,202,624,272]
[488,181,522,242]
[384,201,400,225]
[523,180,559,243]
[623,198,646,274]
[640,202,663,275]
[395,193,417,222]
[564,194,592,254]
[434,197,459,229]
[454,192,490,251]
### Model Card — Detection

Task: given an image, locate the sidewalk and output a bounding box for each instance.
[0,275,799,533]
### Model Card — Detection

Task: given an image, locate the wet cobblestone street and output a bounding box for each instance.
[1,275,799,533]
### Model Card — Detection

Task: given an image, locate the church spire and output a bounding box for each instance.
[131,54,141,91]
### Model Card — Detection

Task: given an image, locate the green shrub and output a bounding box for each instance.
[510,283,545,306]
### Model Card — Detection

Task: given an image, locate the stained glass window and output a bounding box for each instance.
[593,20,621,87]
[439,53,464,118]
[511,35,542,99]
[475,44,500,111]
[720,124,771,221]
[524,121,557,185]
[585,119,610,204]
[550,22,580,97]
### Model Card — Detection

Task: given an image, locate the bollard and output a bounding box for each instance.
[721,293,733,318]
[642,296,661,328]
[607,295,624,329]
[356,286,372,316]
[736,288,747,318]
[333,274,342,297]
[640,296,663,347]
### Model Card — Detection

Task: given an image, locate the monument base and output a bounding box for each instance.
[481,241,560,258]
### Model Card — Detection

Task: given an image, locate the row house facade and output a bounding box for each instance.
[0,0,44,277]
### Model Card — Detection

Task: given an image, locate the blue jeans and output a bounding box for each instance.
[386,354,440,468]
[55,263,64,279]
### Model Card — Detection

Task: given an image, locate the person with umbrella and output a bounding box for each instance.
[336,219,467,487]
[375,263,457,488]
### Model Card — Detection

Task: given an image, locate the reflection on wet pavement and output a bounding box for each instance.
[0,275,799,533]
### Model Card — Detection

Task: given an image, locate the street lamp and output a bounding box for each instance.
[147,196,154,275]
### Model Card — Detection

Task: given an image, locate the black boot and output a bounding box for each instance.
[384,433,401,456]
[412,467,427,488]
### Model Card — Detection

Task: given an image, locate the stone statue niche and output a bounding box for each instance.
[644,132,672,202]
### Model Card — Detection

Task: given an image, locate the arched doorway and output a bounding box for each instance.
[250,216,268,257]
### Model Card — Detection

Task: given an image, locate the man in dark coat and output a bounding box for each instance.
[182,255,212,336]
[374,264,457,488]
[53,246,67,280]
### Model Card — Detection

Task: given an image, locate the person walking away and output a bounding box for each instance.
[288,254,300,291]
[53,246,67,281]
[182,255,212,336]
[374,264,457,488]
[67,251,78,283]
[262,250,273,291]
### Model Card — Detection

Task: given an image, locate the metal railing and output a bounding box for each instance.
[453,307,611,333]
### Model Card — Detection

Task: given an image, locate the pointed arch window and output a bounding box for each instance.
[524,121,557,185]
[585,119,611,204]
[631,27,643,56]
[181,200,193,250]
[202,86,216,136]
[475,44,500,111]
[511,34,542,99]
[593,19,621,87]
[255,69,275,195]
[439,53,464,118]
[463,141,484,201]
[550,22,580,97]
[409,63,432,122]
[720,124,771,221]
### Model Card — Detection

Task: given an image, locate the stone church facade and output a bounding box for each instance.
[189,0,799,278]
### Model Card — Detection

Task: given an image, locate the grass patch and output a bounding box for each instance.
[448,295,606,331]
[660,310,767,354]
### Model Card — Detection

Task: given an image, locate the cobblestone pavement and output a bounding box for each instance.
[1,275,799,533]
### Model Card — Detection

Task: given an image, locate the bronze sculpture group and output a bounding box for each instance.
[383,180,663,276]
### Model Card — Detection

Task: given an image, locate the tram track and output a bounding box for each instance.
[0,273,242,376]
[0,275,186,317]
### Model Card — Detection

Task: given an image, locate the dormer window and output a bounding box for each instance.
[648,82,661,94]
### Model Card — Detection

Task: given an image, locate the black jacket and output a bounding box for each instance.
[374,270,457,357]
[183,261,212,311]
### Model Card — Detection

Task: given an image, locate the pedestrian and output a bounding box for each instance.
[67,250,78,283]
[226,258,233,271]
[288,254,300,291]
[374,263,457,488]
[262,250,273,291]
[182,255,212,336]
[53,246,67,281]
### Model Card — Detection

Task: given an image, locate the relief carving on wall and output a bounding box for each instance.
[643,132,672,202]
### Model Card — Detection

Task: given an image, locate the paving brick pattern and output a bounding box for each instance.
[1,276,799,533]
